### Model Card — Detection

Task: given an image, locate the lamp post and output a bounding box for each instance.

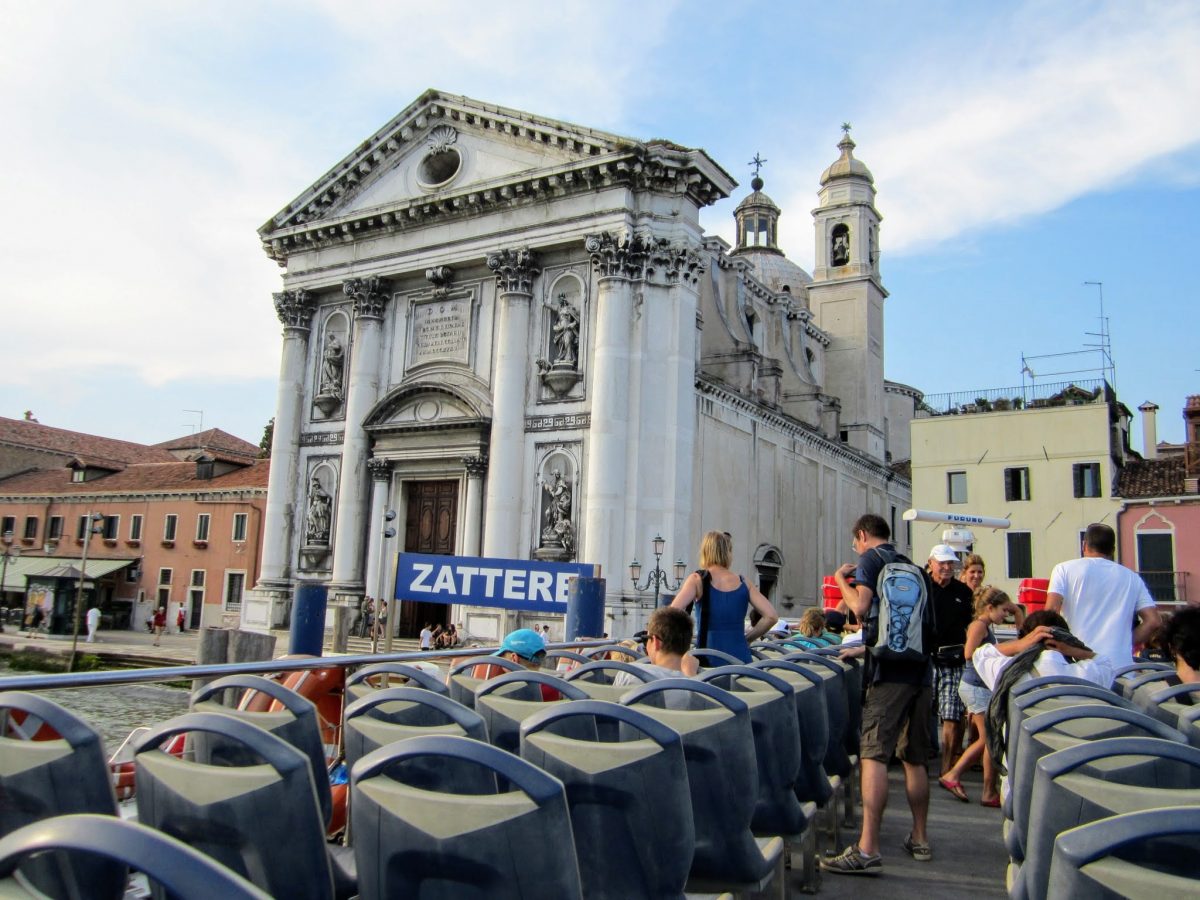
[379,509,397,656]
[68,511,105,673]
[1,532,20,632]
[628,533,686,607]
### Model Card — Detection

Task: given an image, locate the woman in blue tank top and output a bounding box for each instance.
[671,530,780,663]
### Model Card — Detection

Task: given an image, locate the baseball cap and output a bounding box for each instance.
[929,544,960,563]
[494,628,546,661]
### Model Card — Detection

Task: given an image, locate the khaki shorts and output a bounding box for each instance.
[859,681,933,764]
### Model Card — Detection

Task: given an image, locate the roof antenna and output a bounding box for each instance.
[183,409,204,435]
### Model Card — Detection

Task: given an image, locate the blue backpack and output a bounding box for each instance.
[866,548,932,662]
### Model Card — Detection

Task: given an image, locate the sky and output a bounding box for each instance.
[1,0,1197,448]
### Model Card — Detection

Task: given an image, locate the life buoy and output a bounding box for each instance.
[108,732,185,803]
[3,710,59,741]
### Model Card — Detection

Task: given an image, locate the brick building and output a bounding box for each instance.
[0,417,267,632]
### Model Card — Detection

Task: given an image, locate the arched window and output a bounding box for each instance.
[831,224,850,266]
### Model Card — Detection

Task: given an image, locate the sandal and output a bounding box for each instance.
[980,796,1001,808]
[938,777,969,803]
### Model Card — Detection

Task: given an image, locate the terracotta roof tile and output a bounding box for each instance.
[0,416,175,466]
[153,428,259,459]
[0,459,270,496]
[1117,456,1186,498]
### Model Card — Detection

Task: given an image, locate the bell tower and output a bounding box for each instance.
[807,126,888,460]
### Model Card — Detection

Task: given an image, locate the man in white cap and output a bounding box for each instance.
[925,543,974,780]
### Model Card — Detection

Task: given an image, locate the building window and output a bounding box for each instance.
[1136,532,1175,601]
[77,515,88,540]
[48,516,63,540]
[224,571,246,611]
[158,568,172,586]
[195,514,210,543]
[1073,462,1102,498]
[947,471,968,504]
[130,514,143,541]
[102,515,119,541]
[232,513,248,542]
[1006,531,1033,579]
[71,469,86,483]
[157,587,171,606]
[163,514,178,542]
[191,570,206,587]
[23,516,38,540]
[1004,467,1031,501]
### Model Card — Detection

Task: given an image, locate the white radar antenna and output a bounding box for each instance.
[903,508,1011,554]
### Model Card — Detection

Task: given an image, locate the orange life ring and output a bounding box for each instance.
[3,709,59,741]
[108,732,185,803]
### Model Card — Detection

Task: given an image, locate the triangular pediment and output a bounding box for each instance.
[262,90,635,234]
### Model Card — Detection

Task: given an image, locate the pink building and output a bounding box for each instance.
[0,417,267,631]
[1117,396,1200,607]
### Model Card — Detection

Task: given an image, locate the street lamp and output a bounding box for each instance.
[628,533,686,606]
[68,511,105,673]
[380,509,397,656]
[1,532,21,631]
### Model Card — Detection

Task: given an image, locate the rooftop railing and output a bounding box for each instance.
[916,378,1112,418]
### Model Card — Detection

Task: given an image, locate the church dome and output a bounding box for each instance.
[746,251,812,293]
[730,171,812,292]
[819,132,873,186]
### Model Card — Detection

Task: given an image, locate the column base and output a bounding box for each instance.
[242,585,293,634]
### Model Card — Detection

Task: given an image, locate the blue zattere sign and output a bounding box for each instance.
[393,553,598,613]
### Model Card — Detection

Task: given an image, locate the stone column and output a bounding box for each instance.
[258,289,316,589]
[462,455,488,557]
[482,249,539,559]
[329,277,392,643]
[582,232,648,585]
[363,457,393,604]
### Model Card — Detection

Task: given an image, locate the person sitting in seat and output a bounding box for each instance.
[1165,607,1200,684]
[616,607,695,686]
[494,628,547,670]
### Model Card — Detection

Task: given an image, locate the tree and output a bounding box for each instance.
[258,418,274,459]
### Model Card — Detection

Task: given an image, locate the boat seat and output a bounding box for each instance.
[584,644,647,662]
[134,711,350,900]
[474,671,589,754]
[343,687,488,775]
[344,662,449,711]
[190,674,333,826]
[748,642,787,659]
[0,692,124,900]
[689,648,745,668]
[782,652,851,779]
[1046,806,1200,900]
[750,660,836,808]
[0,814,271,900]
[544,649,592,674]
[350,734,582,900]
[563,659,656,705]
[1018,736,1200,900]
[1111,660,1174,693]
[621,678,785,895]
[1123,669,1180,706]
[1135,683,1200,744]
[446,655,527,710]
[519,699,694,900]
[1008,704,1184,866]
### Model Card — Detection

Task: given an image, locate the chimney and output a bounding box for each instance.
[1138,401,1159,459]
[1185,395,1200,481]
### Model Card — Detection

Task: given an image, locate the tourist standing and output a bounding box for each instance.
[419,622,433,650]
[927,543,974,777]
[152,607,167,646]
[1046,523,1161,668]
[85,605,101,643]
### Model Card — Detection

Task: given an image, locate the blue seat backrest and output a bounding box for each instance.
[782,652,850,776]
[189,673,333,826]
[345,662,450,707]
[446,655,527,709]
[1007,685,1131,785]
[134,711,334,900]
[621,677,772,884]
[0,692,124,900]
[350,734,582,900]
[475,671,590,754]
[520,699,693,900]
[750,659,834,806]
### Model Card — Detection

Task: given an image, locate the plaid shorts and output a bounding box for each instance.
[934,663,965,721]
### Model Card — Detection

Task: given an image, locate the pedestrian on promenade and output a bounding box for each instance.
[176,606,186,634]
[824,513,934,875]
[927,543,974,777]
[85,605,101,643]
[152,607,166,646]
[419,623,433,650]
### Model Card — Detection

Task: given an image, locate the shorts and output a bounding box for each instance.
[859,681,933,764]
[934,663,965,721]
[958,680,992,715]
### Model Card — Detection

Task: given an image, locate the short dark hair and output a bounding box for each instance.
[648,606,693,656]
[1021,609,1069,637]
[852,513,890,541]
[1165,607,1200,671]
[1083,523,1116,558]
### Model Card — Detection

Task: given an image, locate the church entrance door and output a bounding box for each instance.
[399,480,457,637]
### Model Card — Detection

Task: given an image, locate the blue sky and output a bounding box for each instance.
[2,0,1196,446]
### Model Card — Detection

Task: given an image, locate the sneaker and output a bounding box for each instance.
[820,843,882,876]
[903,834,932,862]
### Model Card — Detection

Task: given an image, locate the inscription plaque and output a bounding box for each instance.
[408,296,471,368]
[525,413,591,433]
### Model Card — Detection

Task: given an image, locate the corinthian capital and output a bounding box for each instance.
[585,231,651,281]
[367,457,393,481]
[650,240,706,285]
[273,289,316,331]
[343,276,393,320]
[462,455,489,478]
[487,248,540,295]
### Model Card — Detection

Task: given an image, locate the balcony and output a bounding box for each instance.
[1140,570,1189,605]
[917,379,1112,419]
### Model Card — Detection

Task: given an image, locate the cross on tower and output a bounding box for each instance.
[748,153,768,178]
[841,122,852,135]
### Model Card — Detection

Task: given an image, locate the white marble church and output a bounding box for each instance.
[244,90,918,640]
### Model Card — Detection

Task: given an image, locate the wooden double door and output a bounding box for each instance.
[397,480,457,637]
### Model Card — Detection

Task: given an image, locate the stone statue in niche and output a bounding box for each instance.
[535,292,583,398]
[320,334,344,397]
[305,476,332,545]
[831,226,850,267]
[534,468,574,560]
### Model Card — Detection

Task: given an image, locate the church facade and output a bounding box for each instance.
[245,90,915,640]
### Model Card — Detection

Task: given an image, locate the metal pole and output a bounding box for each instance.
[68,512,101,672]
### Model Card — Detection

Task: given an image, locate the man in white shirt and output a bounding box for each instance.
[419,623,433,650]
[614,607,696,687]
[1046,523,1161,669]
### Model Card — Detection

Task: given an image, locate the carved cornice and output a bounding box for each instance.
[273,289,316,331]
[487,248,540,295]
[343,276,393,321]
[367,457,393,480]
[462,455,489,478]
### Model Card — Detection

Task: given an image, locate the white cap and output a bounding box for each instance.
[928,544,960,563]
